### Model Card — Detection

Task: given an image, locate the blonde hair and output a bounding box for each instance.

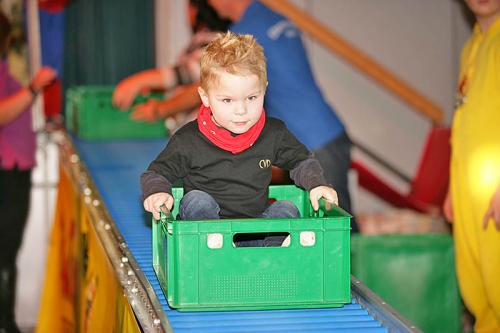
[200,31,267,91]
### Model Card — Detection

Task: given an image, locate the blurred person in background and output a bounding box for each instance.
[443,0,500,331]
[112,0,231,134]
[0,9,56,333]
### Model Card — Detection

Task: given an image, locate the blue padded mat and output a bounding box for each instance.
[74,138,388,333]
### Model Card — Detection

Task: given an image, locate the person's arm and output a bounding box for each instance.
[289,158,338,210]
[113,69,170,110]
[141,170,175,220]
[130,83,200,122]
[156,83,200,117]
[0,66,57,126]
[140,130,192,218]
[113,66,195,110]
[483,182,500,230]
[0,88,33,125]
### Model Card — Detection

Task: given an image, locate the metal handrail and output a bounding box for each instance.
[260,0,444,125]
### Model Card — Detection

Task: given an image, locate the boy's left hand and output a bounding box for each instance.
[309,186,338,211]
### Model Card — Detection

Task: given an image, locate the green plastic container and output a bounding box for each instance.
[65,86,167,140]
[152,185,351,311]
[351,234,461,333]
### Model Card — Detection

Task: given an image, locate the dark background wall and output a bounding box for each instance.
[63,0,155,87]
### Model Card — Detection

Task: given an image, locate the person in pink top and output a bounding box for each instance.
[0,10,56,333]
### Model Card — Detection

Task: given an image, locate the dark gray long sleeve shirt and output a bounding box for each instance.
[141,118,327,218]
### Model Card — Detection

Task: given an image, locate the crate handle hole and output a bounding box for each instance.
[232,232,290,248]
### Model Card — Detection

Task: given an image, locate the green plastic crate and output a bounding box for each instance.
[152,185,351,311]
[65,86,167,140]
[351,234,461,333]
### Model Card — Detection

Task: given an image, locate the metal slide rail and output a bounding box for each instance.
[351,277,422,333]
[59,132,170,333]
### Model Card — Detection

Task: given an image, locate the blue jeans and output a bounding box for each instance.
[179,190,299,247]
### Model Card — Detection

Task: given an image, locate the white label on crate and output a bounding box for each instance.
[207,233,223,249]
[300,232,316,247]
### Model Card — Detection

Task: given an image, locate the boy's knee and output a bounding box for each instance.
[179,190,220,220]
[263,200,300,218]
[182,189,212,202]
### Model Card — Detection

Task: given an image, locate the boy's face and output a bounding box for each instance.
[198,70,265,134]
[465,0,500,18]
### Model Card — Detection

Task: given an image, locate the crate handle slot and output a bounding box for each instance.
[232,232,290,248]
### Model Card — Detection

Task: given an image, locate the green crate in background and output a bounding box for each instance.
[153,185,351,312]
[65,86,168,140]
[351,234,461,333]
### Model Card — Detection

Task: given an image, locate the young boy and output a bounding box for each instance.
[141,32,337,232]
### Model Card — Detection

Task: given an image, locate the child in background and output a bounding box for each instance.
[443,0,500,331]
[141,32,337,245]
[112,0,231,133]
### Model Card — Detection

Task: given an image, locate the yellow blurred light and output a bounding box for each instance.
[469,147,500,198]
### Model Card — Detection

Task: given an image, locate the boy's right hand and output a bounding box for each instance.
[143,192,174,220]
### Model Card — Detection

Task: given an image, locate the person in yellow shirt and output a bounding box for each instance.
[443,0,500,331]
